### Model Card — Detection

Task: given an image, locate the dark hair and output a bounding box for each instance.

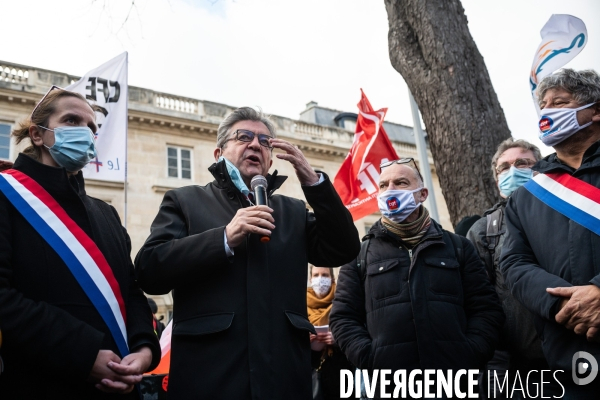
[147,297,158,314]
[12,89,92,161]
[0,160,14,172]
[454,215,481,237]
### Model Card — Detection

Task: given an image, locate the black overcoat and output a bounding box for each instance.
[0,154,160,399]
[135,160,360,400]
[500,140,600,370]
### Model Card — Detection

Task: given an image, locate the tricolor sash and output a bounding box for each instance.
[0,169,129,356]
[523,171,600,236]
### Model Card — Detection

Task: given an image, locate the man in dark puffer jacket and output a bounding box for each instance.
[330,160,504,399]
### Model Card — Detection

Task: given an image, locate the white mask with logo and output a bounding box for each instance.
[377,188,422,223]
[311,277,332,297]
[538,102,595,147]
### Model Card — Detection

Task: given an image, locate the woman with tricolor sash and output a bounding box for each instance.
[0,87,160,398]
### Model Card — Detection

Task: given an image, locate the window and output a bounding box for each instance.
[167,146,192,179]
[0,124,10,160]
[343,119,356,132]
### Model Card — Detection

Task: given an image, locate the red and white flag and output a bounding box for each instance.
[333,90,399,221]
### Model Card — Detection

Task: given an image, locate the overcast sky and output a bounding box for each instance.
[2,0,599,155]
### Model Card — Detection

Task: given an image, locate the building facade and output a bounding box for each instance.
[0,60,450,320]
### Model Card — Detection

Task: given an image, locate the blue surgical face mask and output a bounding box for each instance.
[39,125,96,172]
[218,156,250,196]
[538,102,595,147]
[498,166,533,197]
[377,188,422,223]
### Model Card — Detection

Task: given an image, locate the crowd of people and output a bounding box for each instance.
[0,67,598,400]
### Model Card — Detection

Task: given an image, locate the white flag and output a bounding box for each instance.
[67,52,128,182]
[530,15,587,115]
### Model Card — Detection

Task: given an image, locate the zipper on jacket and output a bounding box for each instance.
[403,245,421,357]
[400,245,414,274]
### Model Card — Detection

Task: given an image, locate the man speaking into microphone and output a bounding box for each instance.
[135,107,360,400]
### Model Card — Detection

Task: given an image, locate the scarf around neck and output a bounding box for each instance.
[382,206,432,248]
[307,283,336,327]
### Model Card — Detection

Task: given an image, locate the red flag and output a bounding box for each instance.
[333,90,399,221]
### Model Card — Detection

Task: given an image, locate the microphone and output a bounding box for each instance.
[250,175,270,243]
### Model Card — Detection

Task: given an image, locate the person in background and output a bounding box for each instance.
[308,265,354,400]
[147,298,166,339]
[0,87,159,399]
[467,138,544,398]
[454,215,481,237]
[501,68,600,398]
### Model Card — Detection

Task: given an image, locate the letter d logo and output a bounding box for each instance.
[572,351,598,385]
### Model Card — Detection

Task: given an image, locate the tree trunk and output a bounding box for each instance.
[384,0,511,226]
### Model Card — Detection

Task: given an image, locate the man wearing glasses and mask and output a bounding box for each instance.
[135,107,359,399]
[330,158,503,396]
[466,138,544,398]
[500,69,600,397]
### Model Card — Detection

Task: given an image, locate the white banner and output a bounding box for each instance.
[67,52,128,182]
[530,15,587,115]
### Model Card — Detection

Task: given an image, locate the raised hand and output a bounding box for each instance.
[270,138,319,186]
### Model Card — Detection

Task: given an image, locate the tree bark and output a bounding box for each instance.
[384,0,511,226]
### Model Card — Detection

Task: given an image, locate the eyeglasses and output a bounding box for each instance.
[228,129,273,149]
[380,158,423,181]
[495,158,536,176]
[30,85,65,120]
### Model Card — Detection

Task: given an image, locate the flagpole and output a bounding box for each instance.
[124,52,128,229]
[408,90,439,222]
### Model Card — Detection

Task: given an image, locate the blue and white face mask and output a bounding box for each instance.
[39,125,96,172]
[377,188,422,223]
[538,102,595,147]
[218,156,250,196]
[498,166,533,197]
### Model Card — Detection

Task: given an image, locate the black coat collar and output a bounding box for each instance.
[208,159,288,198]
[12,153,86,197]
[534,139,600,175]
